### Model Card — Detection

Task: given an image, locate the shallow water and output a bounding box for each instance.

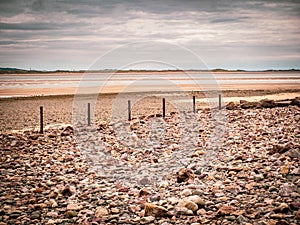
[1,72,299,89]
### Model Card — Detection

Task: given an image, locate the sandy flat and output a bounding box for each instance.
[1,83,300,98]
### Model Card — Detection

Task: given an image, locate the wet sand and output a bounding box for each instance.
[0,87,299,133]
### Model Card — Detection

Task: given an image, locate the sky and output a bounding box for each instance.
[0,0,300,71]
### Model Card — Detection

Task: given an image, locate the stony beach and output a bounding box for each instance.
[0,94,299,225]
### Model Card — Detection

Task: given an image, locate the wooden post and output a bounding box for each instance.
[162,98,166,117]
[40,106,43,134]
[219,94,222,110]
[193,96,196,113]
[87,103,91,126]
[128,100,131,121]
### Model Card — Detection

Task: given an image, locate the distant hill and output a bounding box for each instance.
[0,67,299,74]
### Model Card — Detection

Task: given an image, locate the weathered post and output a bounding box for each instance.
[193,96,196,113]
[163,98,166,117]
[40,106,43,134]
[219,94,222,110]
[87,103,91,126]
[128,100,131,121]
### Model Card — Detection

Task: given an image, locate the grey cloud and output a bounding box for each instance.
[210,17,249,23]
[0,22,60,30]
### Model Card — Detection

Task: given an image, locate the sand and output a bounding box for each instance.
[0,87,299,133]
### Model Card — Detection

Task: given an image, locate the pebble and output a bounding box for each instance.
[95,206,109,218]
[0,103,299,224]
[178,199,198,212]
[65,210,77,218]
[144,203,168,218]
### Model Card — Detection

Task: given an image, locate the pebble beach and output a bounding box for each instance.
[0,92,299,225]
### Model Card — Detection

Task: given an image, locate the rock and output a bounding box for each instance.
[61,126,73,136]
[61,186,73,196]
[254,174,264,181]
[95,207,109,218]
[178,200,198,212]
[280,166,289,175]
[240,100,259,109]
[46,211,59,217]
[176,168,194,183]
[65,210,77,218]
[275,220,289,225]
[226,102,239,110]
[181,189,192,196]
[33,187,43,193]
[111,208,120,214]
[197,208,206,215]
[186,195,205,207]
[30,211,41,219]
[144,203,168,218]
[291,97,300,107]
[260,99,276,108]
[290,167,300,175]
[270,144,290,154]
[46,219,56,224]
[270,213,285,219]
[140,216,155,223]
[217,205,237,216]
[274,203,290,213]
[9,212,21,219]
[275,100,291,107]
[174,206,194,216]
[139,188,151,197]
[49,199,58,208]
[237,215,248,223]
[296,209,300,219]
[66,203,82,211]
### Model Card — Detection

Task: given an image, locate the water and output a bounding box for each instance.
[0,72,299,90]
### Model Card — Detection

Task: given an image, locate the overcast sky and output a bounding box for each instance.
[0,0,299,71]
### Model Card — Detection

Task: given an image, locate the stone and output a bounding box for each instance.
[186,195,205,207]
[111,208,120,214]
[280,166,289,174]
[240,100,259,109]
[260,99,276,108]
[270,144,290,155]
[217,205,237,216]
[181,189,192,196]
[30,211,41,219]
[254,174,264,181]
[140,216,155,223]
[66,203,83,211]
[65,210,77,218]
[178,200,198,212]
[197,208,206,215]
[46,211,58,217]
[296,209,300,219]
[275,220,289,225]
[174,206,194,216]
[237,215,248,223]
[176,168,194,183]
[144,203,168,218]
[291,97,300,107]
[290,167,300,175]
[226,102,239,110]
[95,207,109,218]
[139,188,151,197]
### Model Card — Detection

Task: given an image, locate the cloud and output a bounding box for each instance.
[0,0,299,70]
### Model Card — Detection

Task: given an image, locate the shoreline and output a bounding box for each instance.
[1,87,300,101]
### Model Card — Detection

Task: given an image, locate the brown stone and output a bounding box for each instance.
[176,168,195,183]
[144,203,168,218]
[95,206,109,218]
[217,204,237,216]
